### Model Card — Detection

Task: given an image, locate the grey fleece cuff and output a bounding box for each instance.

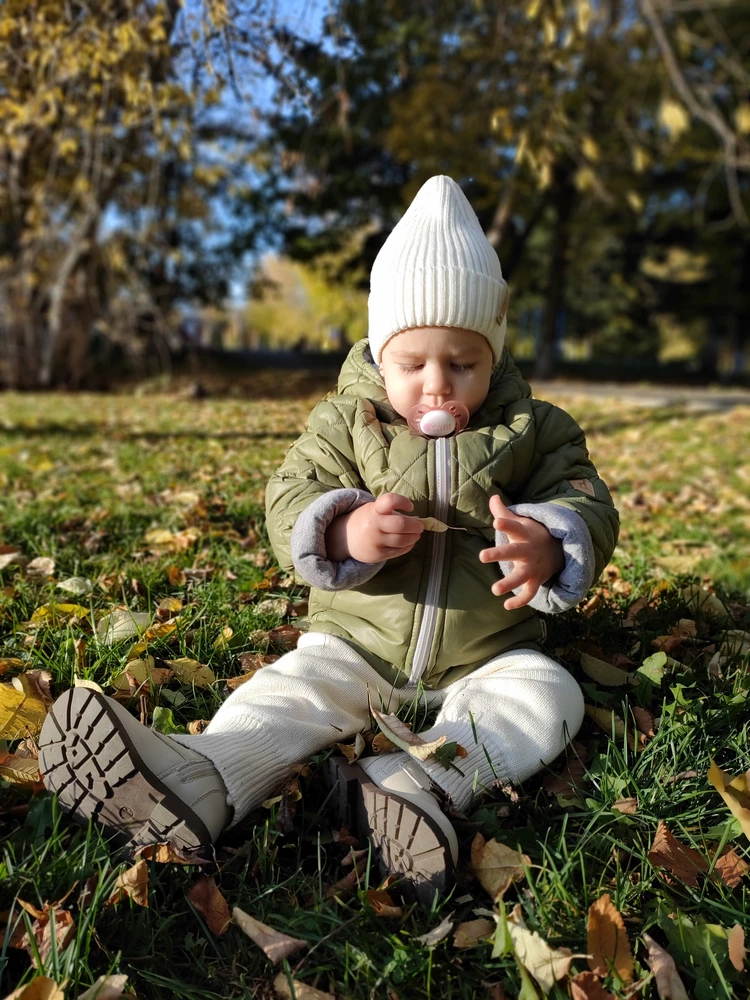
[290,488,385,591]
[496,502,595,614]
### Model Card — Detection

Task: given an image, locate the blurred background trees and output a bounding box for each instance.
[2,0,749,388]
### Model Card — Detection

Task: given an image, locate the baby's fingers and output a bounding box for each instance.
[503,581,539,611]
[479,543,526,564]
[491,569,528,597]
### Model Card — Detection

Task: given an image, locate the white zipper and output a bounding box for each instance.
[406,436,451,687]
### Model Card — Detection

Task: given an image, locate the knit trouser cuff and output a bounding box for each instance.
[414,720,507,813]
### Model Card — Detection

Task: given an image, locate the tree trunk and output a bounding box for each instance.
[535,173,576,380]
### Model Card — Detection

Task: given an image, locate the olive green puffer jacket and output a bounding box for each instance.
[265,340,619,689]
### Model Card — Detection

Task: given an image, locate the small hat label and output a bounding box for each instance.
[569,478,595,496]
[497,285,510,324]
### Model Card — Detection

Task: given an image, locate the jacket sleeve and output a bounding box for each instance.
[264,399,385,590]
[498,402,619,614]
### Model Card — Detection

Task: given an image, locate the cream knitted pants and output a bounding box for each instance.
[174,632,584,819]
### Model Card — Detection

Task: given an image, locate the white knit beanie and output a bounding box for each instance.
[368,175,509,365]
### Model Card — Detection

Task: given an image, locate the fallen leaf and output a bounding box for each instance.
[727,923,745,972]
[337,732,366,763]
[452,918,494,949]
[268,624,302,650]
[713,846,748,888]
[507,904,573,993]
[0,546,27,571]
[721,630,750,658]
[0,682,47,739]
[371,731,398,754]
[579,653,637,687]
[585,706,627,739]
[107,860,149,907]
[256,597,292,617]
[156,597,183,620]
[633,706,657,737]
[57,577,93,596]
[643,933,690,999]
[17,670,53,705]
[163,658,215,688]
[0,754,40,786]
[647,822,708,886]
[19,906,76,968]
[2,978,65,1000]
[25,557,55,581]
[111,657,171,693]
[623,597,649,627]
[370,702,446,762]
[135,842,211,865]
[416,913,454,947]
[0,658,27,675]
[73,677,104,693]
[587,893,634,982]
[187,719,209,735]
[30,603,90,626]
[570,972,615,1000]
[470,833,528,902]
[127,620,178,659]
[96,610,151,644]
[364,889,404,918]
[707,760,750,842]
[682,585,730,620]
[188,877,231,935]
[76,975,130,999]
[612,797,638,815]
[543,741,587,798]
[271,974,335,1000]
[232,906,307,962]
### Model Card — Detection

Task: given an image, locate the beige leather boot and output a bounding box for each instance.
[39,688,231,850]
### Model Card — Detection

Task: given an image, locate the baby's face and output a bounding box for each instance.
[379,327,494,420]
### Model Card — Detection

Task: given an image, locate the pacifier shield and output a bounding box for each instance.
[406,401,469,437]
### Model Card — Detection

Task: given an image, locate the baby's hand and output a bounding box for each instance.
[479,495,564,610]
[326,493,424,564]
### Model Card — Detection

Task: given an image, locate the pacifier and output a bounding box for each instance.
[406,401,470,438]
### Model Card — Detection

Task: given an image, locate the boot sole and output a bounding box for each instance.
[324,756,454,905]
[39,687,211,850]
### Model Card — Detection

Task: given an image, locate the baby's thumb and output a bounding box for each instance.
[489,494,513,519]
[374,492,413,514]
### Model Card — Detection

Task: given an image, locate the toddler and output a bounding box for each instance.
[40,176,618,902]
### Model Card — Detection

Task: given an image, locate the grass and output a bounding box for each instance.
[0,382,749,999]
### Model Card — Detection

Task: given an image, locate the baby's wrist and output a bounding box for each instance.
[325,511,354,561]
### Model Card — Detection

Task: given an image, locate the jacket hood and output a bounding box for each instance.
[336,338,532,424]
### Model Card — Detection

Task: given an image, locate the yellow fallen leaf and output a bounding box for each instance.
[0,658,27,676]
[272,974,335,1000]
[336,732,366,763]
[187,877,231,935]
[107,860,149,907]
[585,706,627,739]
[76,975,131,999]
[111,657,171,693]
[707,760,750,842]
[163,658,215,688]
[0,682,47,739]
[727,923,745,972]
[369,701,446,762]
[507,904,573,993]
[3,977,66,1000]
[470,833,529,902]
[579,653,638,687]
[127,620,178,659]
[587,893,634,982]
[30,603,89,625]
[232,906,307,963]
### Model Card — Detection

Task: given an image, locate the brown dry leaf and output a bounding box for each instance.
[271,974,335,1000]
[470,833,528,902]
[163,658,216,688]
[232,906,307,963]
[364,889,404,918]
[3,978,65,1000]
[585,706,627,739]
[0,658,27,676]
[633,706,657,738]
[135,843,210,865]
[20,906,76,968]
[187,719,209,735]
[713,846,749,888]
[371,731,398,754]
[0,754,40,786]
[707,760,750,841]
[107,859,149,907]
[268,624,302,650]
[587,893,634,982]
[187,877,231,935]
[612,797,638,815]
[643,933,690,999]
[623,597,649,627]
[0,681,47,739]
[452,918,494,949]
[224,672,256,691]
[507,904,573,992]
[167,565,186,586]
[570,972,615,1000]
[76,975,130,999]
[256,597,292,617]
[370,702,446,762]
[238,652,279,673]
[337,732,366,763]
[727,923,745,972]
[647,822,708,886]
[544,742,587,798]
[18,670,54,705]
